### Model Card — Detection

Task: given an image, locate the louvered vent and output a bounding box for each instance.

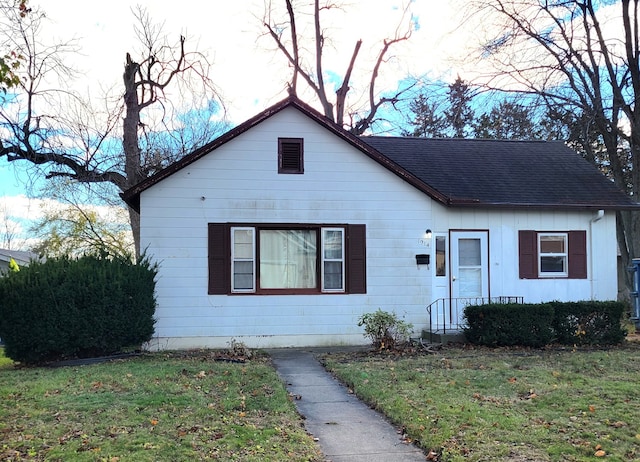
[278,138,303,173]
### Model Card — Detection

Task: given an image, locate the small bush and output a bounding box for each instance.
[550,301,626,345]
[464,303,555,348]
[0,252,157,364]
[358,309,413,350]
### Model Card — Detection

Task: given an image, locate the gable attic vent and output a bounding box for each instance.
[278,138,304,174]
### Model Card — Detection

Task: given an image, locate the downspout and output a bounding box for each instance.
[590,210,605,300]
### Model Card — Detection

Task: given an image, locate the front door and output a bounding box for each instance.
[450,231,489,326]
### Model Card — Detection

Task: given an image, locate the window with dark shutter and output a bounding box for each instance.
[518,230,587,280]
[278,138,303,174]
[207,223,367,294]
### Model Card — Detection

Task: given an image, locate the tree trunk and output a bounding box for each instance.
[127,206,141,260]
[123,53,143,260]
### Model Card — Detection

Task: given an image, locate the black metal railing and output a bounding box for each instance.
[426,296,524,336]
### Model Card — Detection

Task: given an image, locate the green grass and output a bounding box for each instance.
[0,351,321,461]
[0,347,13,368]
[323,344,640,462]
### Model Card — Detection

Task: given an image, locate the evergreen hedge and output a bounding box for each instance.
[464,303,555,347]
[0,253,157,364]
[549,301,626,345]
[464,301,627,348]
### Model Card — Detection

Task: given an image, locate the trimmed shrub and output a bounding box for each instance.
[550,301,626,345]
[0,252,157,364]
[464,303,555,348]
[358,309,413,350]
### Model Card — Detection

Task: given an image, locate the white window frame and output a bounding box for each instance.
[229,226,347,293]
[538,232,568,277]
[321,227,345,292]
[231,227,256,293]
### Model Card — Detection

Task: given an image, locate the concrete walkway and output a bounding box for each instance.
[268,348,426,462]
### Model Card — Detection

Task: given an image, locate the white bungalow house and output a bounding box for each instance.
[122,97,639,349]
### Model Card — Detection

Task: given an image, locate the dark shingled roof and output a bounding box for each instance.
[361,136,638,210]
[121,96,638,212]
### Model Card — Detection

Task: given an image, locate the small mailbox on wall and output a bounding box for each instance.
[415,254,430,266]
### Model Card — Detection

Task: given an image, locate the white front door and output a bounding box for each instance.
[450,231,489,325]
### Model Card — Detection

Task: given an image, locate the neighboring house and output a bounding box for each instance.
[122,96,639,350]
[0,249,39,275]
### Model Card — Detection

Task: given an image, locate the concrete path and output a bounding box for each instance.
[268,348,426,462]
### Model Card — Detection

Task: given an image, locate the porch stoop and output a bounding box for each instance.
[421,329,466,345]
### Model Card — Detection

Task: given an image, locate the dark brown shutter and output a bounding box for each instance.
[568,230,587,279]
[518,230,537,279]
[346,224,366,293]
[208,223,230,294]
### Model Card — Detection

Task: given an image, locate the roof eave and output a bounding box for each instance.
[446,200,640,211]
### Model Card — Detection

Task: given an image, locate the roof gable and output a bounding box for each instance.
[121,96,638,212]
[121,96,439,211]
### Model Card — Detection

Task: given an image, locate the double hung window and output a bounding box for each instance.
[538,233,568,277]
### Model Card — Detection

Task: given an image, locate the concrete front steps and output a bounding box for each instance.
[420,329,466,345]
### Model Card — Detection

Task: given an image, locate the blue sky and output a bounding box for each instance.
[1,158,34,197]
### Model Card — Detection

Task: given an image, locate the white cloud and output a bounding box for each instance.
[31,0,472,123]
[0,195,48,221]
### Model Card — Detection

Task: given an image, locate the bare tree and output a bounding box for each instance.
[464,0,640,289]
[0,201,23,250]
[0,0,29,92]
[262,0,415,134]
[0,5,224,257]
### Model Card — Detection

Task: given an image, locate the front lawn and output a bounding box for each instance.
[0,351,321,461]
[323,344,640,462]
[0,347,12,368]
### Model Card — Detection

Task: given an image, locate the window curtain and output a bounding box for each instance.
[260,230,317,288]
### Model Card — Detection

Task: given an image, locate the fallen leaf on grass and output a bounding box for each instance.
[595,449,606,457]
